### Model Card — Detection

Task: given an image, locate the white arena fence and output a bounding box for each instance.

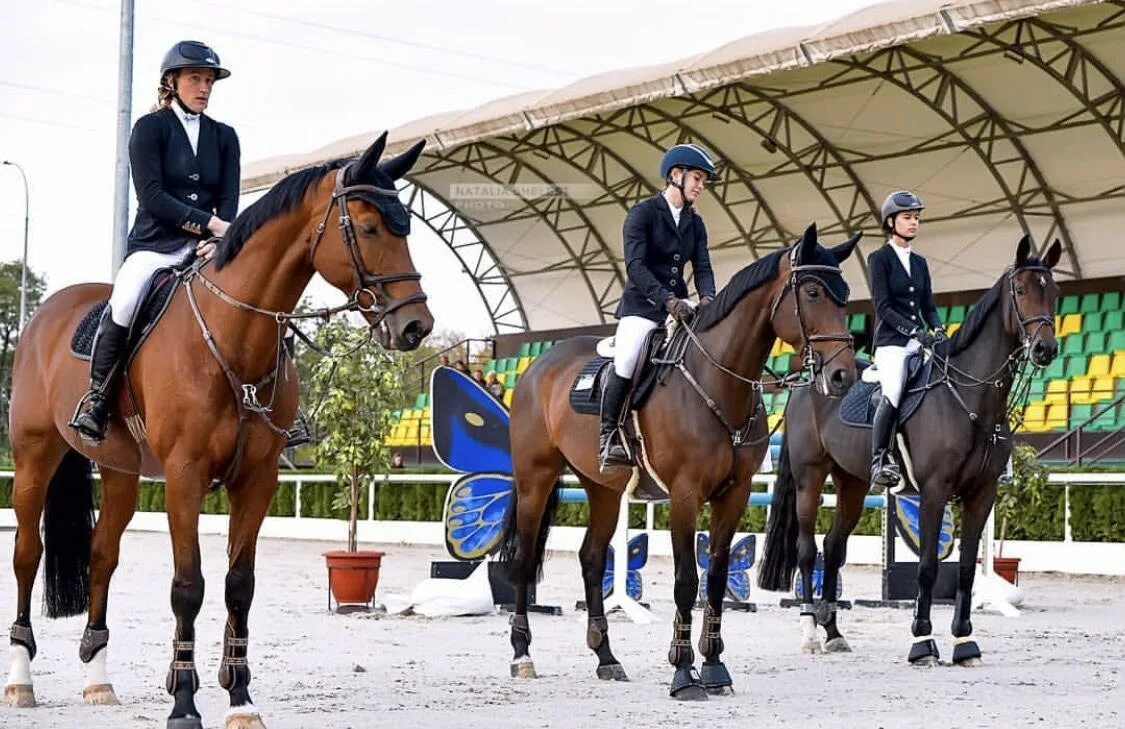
[1,471,1123,576]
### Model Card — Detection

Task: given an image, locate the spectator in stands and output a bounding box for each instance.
[486,373,505,403]
[391,453,405,469]
[866,190,946,493]
[599,144,718,472]
[471,369,485,386]
[439,355,450,368]
[454,359,469,374]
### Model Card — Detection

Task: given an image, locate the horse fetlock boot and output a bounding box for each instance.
[669,666,707,701]
[598,372,633,471]
[586,616,608,651]
[952,637,982,666]
[9,622,36,662]
[79,626,110,663]
[869,396,901,488]
[70,311,129,443]
[218,636,251,691]
[697,606,724,659]
[699,662,734,694]
[908,636,941,665]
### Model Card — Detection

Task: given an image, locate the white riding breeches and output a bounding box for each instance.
[873,340,921,408]
[613,316,659,378]
[107,244,194,327]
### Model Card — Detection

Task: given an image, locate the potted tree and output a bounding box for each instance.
[310,320,404,611]
[991,443,1050,585]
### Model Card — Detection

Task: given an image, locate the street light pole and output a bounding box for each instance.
[1,160,30,333]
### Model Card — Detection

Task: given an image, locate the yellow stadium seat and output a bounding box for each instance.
[1044,380,1068,405]
[503,389,515,408]
[767,412,785,433]
[1059,314,1082,337]
[1020,403,1047,433]
[1088,354,1111,377]
[1112,352,1125,377]
[779,341,795,355]
[420,424,431,445]
[1044,403,1068,430]
[946,322,961,336]
[1090,376,1115,402]
[1069,376,1093,404]
[1053,315,1062,335]
[516,356,532,373]
[770,340,783,357]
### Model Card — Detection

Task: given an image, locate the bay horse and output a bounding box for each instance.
[4,133,433,729]
[757,236,1060,664]
[499,224,860,699]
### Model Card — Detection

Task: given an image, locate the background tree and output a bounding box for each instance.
[0,260,46,458]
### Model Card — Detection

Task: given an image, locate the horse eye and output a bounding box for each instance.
[805,287,820,299]
[1015,286,1026,295]
[359,223,379,236]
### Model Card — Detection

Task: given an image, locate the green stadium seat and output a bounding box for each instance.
[1079,293,1100,314]
[529,341,542,356]
[1058,295,1079,316]
[1042,357,1065,380]
[1028,380,1046,400]
[1099,291,1121,312]
[936,306,949,322]
[774,353,793,372]
[1069,404,1093,429]
[1062,335,1085,356]
[414,393,427,409]
[517,342,531,357]
[1064,355,1088,378]
[483,359,496,374]
[1089,403,1118,431]
[1105,310,1124,332]
[949,305,966,324]
[1083,312,1104,332]
[775,391,790,409]
[761,393,774,410]
[1086,332,1108,354]
[1110,330,1125,352]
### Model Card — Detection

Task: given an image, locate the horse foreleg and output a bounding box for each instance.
[909,487,948,666]
[698,480,751,695]
[951,480,997,668]
[505,465,559,680]
[163,468,207,729]
[667,497,707,701]
[218,469,278,729]
[819,468,866,654]
[794,463,827,655]
[577,482,627,681]
[80,467,139,706]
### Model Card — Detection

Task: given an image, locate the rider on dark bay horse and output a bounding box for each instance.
[866,190,947,491]
[70,41,239,443]
[599,143,718,471]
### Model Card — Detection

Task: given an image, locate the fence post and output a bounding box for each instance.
[294,479,302,520]
[1064,484,1072,543]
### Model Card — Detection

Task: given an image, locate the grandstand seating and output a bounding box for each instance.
[388,289,1125,448]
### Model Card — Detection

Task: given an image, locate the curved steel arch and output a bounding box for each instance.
[401,179,529,334]
[833,45,1082,277]
[415,141,619,325]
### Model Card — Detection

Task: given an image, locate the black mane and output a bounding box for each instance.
[693,250,784,332]
[213,159,349,269]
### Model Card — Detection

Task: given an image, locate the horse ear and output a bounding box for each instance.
[798,222,818,262]
[378,139,427,181]
[829,231,862,264]
[1015,233,1032,267]
[347,131,389,184]
[1043,239,1063,269]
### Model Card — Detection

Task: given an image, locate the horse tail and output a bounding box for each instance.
[43,448,95,618]
[758,432,800,591]
[498,479,562,585]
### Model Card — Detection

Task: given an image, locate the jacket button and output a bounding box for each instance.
[909,285,915,292]
[674,254,681,261]
[909,301,916,306]
[188,193,198,201]
[671,266,679,274]
[669,279,676,287]
[189,173,200,181]
[911,315,917,320]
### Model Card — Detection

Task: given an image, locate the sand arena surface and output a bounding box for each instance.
[1,529,1122,728]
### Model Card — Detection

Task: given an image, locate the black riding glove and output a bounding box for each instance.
[666,298,694,322]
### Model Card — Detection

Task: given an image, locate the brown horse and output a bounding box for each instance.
[4,133,433,729]
[758,236,1060,664]
[498,224,860,699]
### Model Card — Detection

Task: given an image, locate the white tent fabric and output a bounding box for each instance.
[243,0,1124,331]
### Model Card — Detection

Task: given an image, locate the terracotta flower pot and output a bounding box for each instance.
[324,550,385,606]
[992,556,1020,586]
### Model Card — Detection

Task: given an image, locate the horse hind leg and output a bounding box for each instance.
[80,466,140,706]
[5,435,69,708]
[576,481,627,681]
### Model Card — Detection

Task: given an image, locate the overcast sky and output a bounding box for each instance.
[0,0,880,338]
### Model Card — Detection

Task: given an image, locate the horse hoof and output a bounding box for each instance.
[82,683,121,705]
[510,658,538,679]
[706,684,735,696]
[596,663,629,681]
[911,655,940,667]
[226,713,267,729]
[4,683,35,708]
[800,639,823,654]
[956,656,983,668]
[824,637,852,653]
[671,683,709,701]
[167,717,204,729]
[700,662,734,695]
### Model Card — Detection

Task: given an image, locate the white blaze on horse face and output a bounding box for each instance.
[1038,274,1046,288]
[7,644,32,686]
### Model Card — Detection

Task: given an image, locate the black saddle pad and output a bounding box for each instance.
[838,353,931,428]
[569,327,675,416]
[70,268,183,361]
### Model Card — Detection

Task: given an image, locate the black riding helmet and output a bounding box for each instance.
[160,41,230,80]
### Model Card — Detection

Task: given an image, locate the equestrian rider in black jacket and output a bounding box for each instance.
[71,41,239,442]
[866,190,946,491]
[599,144,718,471]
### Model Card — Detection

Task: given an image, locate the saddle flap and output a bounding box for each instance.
[568,328,669,416]
[838,352,932,429]
[70,268,184,363]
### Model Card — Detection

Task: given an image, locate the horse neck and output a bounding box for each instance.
[947,299,1021,424]
[686,285,775,428]
[198,208,316,374]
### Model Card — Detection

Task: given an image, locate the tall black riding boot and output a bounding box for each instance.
[69,309,129,443]
[869,396,901,493]
[598,372,633,471]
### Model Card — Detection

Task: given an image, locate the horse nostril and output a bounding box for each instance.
[402,320,427,348]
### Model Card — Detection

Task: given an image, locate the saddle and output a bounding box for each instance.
[837,351,932,429]
[71,264,187,363]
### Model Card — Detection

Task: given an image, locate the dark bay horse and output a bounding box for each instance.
[758,236,1060,664]
[4,133,433,729]
[499,224,860,699]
